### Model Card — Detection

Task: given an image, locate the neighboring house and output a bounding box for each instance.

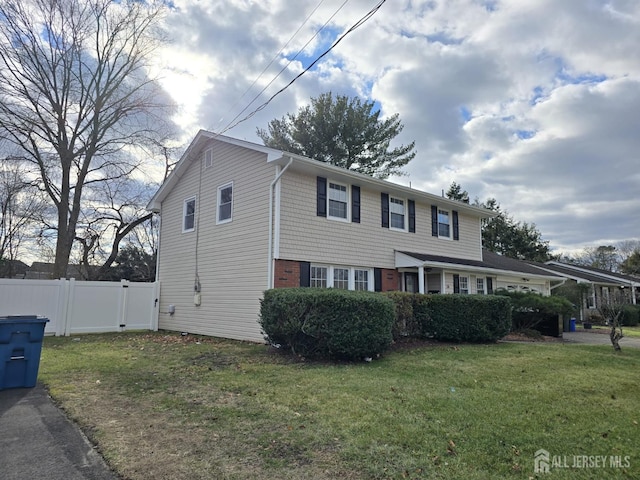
[26,262,96,280]
[536,261,639,322]
[0,259,29,278]
[147,131,563,342]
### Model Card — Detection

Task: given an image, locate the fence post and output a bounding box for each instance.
[151,281,160,331]
[64,278,75,336]
[118,280,129,332]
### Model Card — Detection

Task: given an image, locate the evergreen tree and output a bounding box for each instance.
[257,92,415,179]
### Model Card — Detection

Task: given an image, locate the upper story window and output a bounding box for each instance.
[381,193,415,233]
[183,196,196,233]
[317,177,360,223]
[328,182,348,220]
[438,209,450,238]
[217,183,233,224]
[431,205,459,240]
[389,197,406,230]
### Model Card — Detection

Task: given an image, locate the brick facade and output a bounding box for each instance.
[380,268,401,292]
[273,259,301,288]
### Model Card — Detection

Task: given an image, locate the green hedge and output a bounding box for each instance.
[259,288,395,360]
[385,292,512,343]
[421,295,512,342]
[621,305,640,327]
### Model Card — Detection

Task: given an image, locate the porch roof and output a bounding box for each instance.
[396,249,564,280]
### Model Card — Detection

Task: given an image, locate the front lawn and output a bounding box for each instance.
[39,332,639,479]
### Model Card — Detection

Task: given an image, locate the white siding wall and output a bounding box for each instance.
[157,141,274,342]
[278,170,482,268]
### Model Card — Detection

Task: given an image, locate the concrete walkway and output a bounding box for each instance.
[0,383,118,480]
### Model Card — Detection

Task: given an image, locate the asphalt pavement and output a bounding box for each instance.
[0,383,118,480]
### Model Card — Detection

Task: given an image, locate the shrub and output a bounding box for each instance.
[421,295,512,342]
[620,305,639,327]
[495,290,573,333]
[384,293,512,342]
[382,291,418,340]
[259,288,395,360]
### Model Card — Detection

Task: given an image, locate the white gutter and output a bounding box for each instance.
[267,156,294,289]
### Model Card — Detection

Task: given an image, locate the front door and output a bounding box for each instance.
[405,272,419,293]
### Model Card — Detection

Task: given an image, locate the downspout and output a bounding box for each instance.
[267,157,294,289]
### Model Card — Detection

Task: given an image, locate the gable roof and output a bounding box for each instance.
[396,249,563,280]
[147,131,496,219]
[539,261,639,286]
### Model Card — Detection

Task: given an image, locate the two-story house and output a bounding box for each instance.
[147,131,562,342]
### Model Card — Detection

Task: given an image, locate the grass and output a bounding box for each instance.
[39,332,640,480]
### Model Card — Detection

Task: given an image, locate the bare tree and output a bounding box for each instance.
[0,156,46,275]
[0,0,174,279]
[596,287,627,351]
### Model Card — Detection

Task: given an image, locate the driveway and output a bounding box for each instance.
[563,328,640,349]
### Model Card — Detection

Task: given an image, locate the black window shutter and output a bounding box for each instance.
[408,200,416,233]
[453,274,460,294]
[486,277,493,294]
[374,268,382,292]
[352,185,361,223]
[381,193,389,228]
[299,262,310,287]
[431,205,438,236]
[316,177,327,217]
[453,210,459,241]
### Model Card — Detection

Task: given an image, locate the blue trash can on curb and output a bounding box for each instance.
[0,315,49,390]
[569,318,576,332]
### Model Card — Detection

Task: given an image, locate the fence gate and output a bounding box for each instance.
[0,279,159,336]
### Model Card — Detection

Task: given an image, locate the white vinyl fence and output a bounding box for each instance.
[0,278,159,336]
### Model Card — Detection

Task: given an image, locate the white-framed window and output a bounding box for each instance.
[310,265,374,291]
[390,196,406,230]
[438,209,450,238]
[459,276,469,294]
[333,268,349,289]
[203,148,213,169]
[183,196,196,233]
[217,182,233,224]
[328,182,349,220]
[354,269,369,291]
[311,266,328,288]
[476,277,485,295]
[587,286,596,309]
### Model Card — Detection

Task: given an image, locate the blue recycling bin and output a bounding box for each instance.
[569,318,576,332]
[0,315,49,390]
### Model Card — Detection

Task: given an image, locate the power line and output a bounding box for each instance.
[213,0,332,133]
[218,0,352,134]
[220,0,387,135]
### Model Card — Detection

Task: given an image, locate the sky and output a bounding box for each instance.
[153,0,640,255]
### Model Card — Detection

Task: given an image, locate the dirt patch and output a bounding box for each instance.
[501,332,563,343]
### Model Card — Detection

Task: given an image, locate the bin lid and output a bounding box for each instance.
[0,315,49,322]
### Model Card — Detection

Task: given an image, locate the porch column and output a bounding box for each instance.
[418,266,425,294]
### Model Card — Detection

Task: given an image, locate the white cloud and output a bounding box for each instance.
[157,0,640,253]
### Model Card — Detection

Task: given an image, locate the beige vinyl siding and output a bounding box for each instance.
[278,170,482,268]
[157,141,273,342]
